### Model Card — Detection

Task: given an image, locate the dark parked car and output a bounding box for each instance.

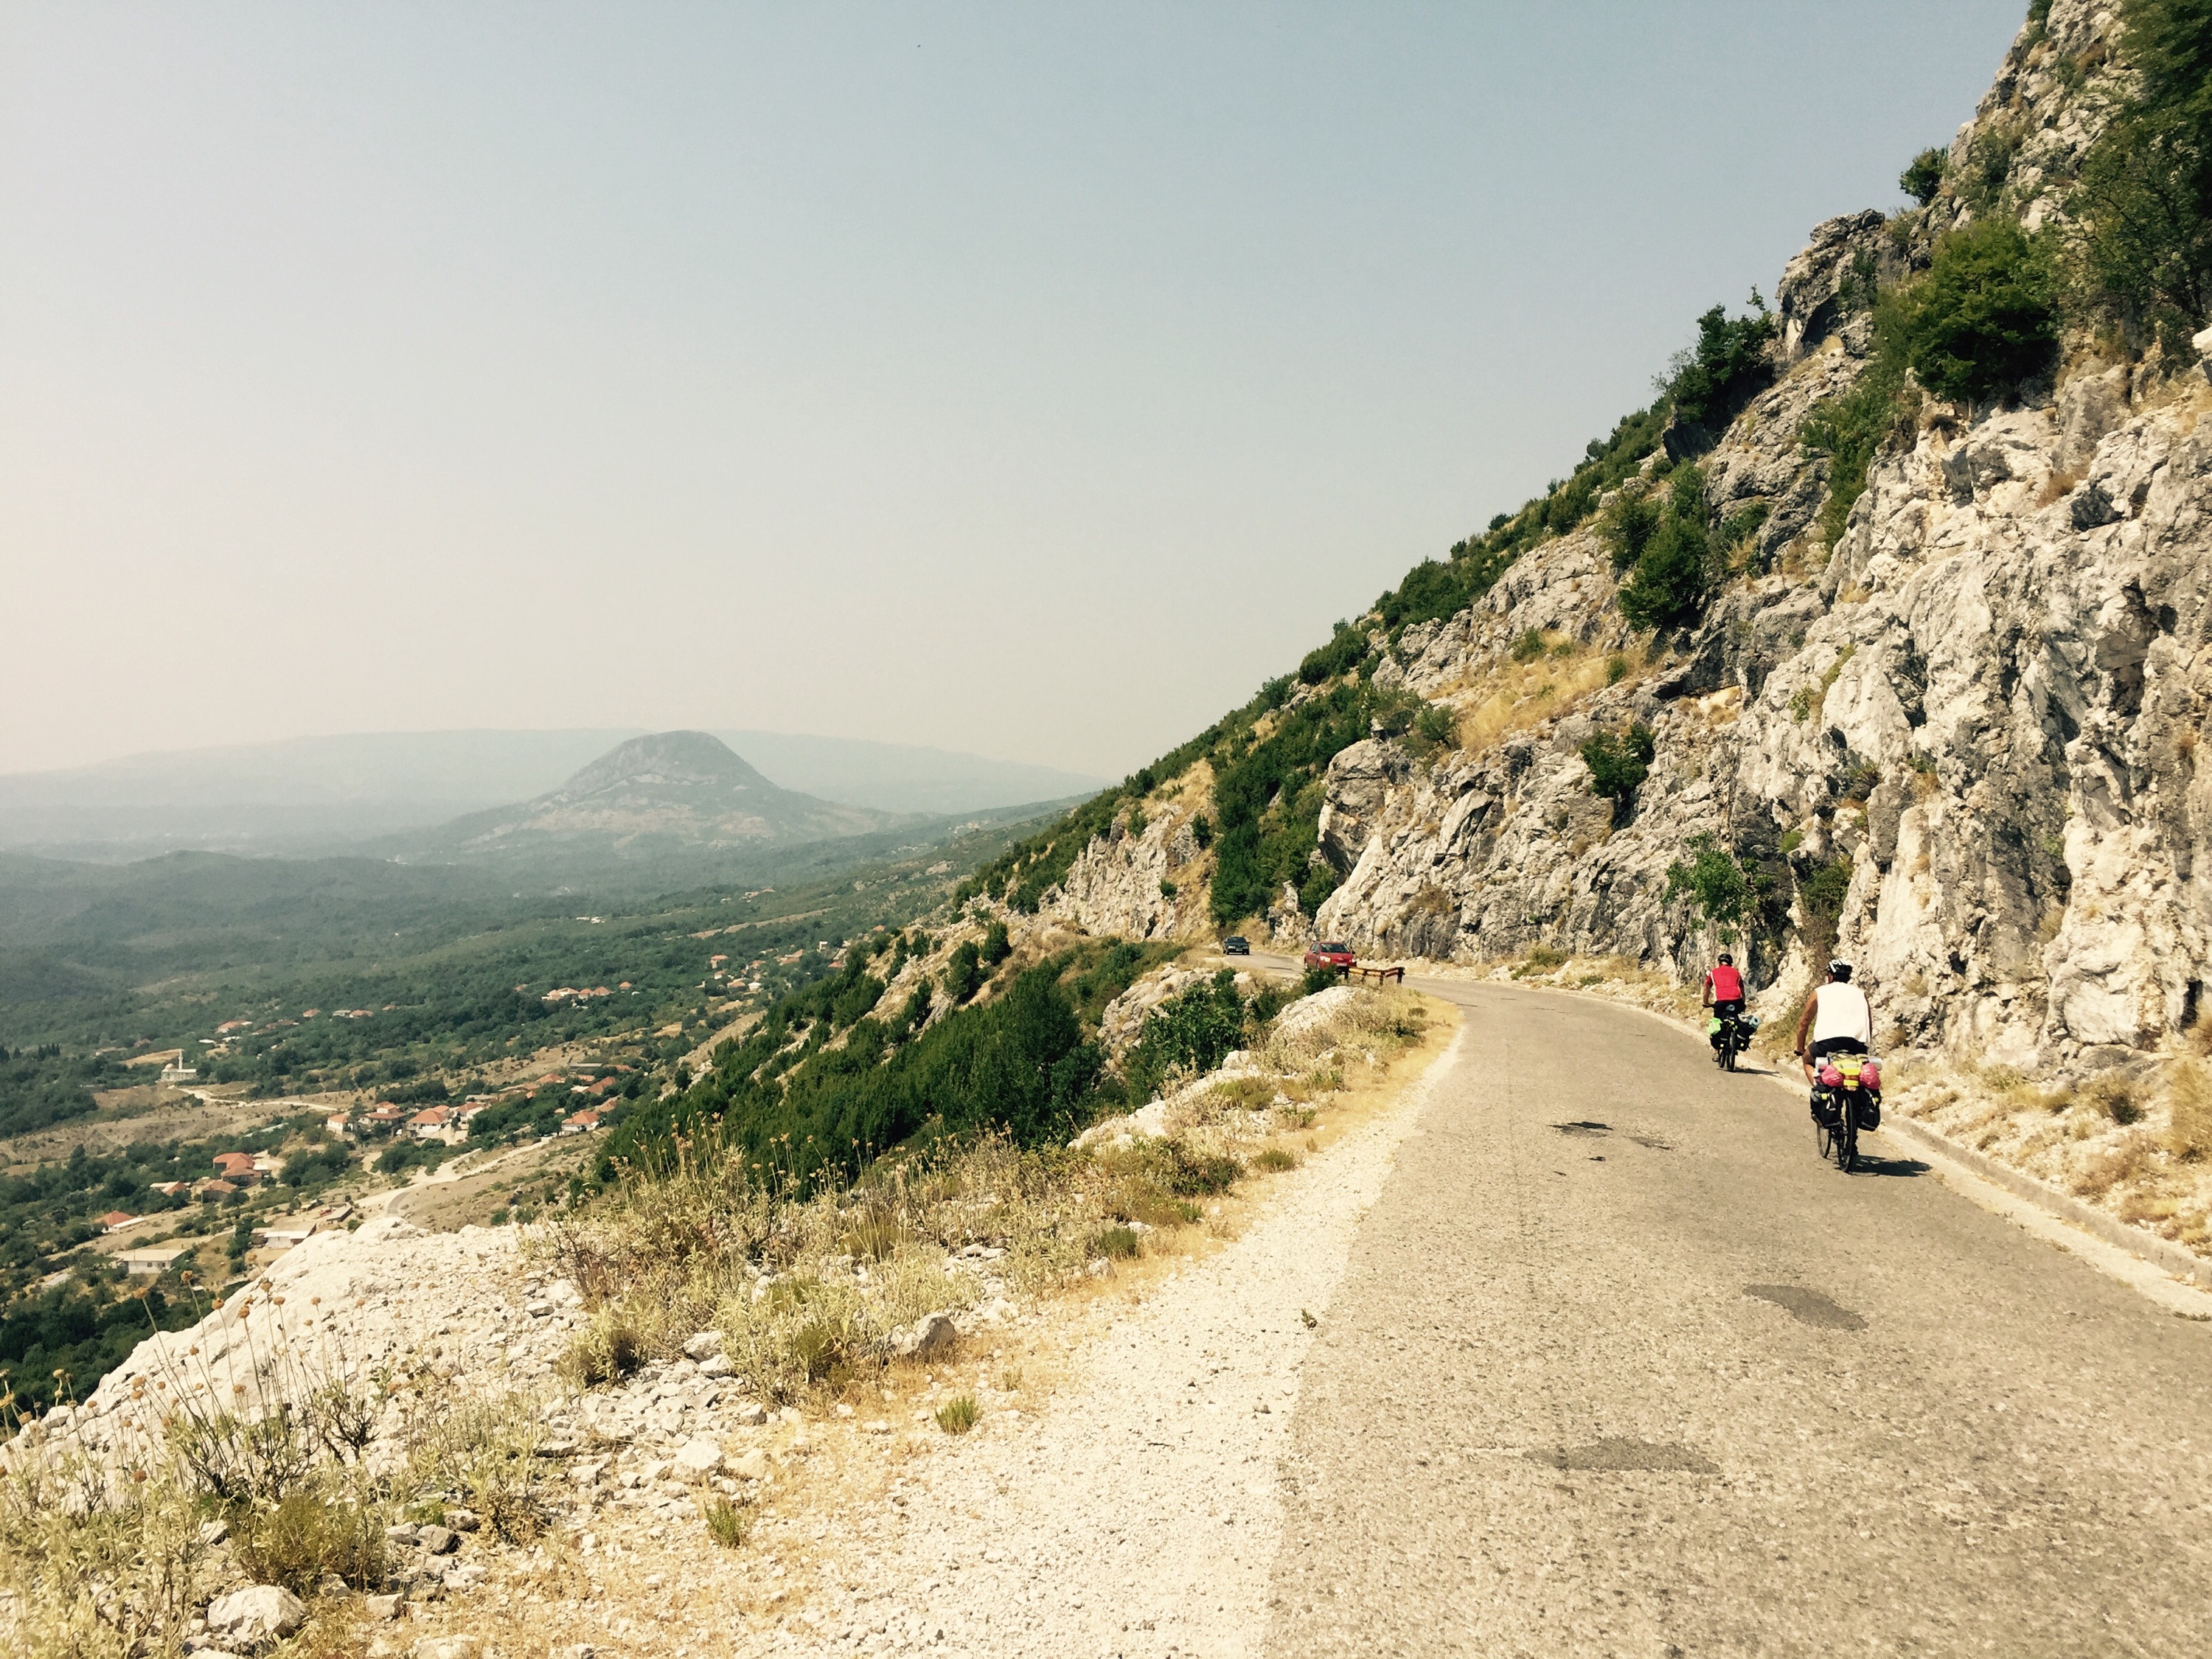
[1303,941,1356,973]
[1221,935,1251,956]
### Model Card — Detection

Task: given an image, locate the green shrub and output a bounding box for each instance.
[1510,627,1548,664]
[1893,217,2058,405]
[1411,702,1458,756]
[830,973,885,1029]
[1800,327,1911,551]
[232,1479,386,1593]
[979,921,1012,967]
[1374,401,1667,636]
[1123,971,1250,1102]
[1665,834,1753,936]
[703,1495,752,1548]
[934,1394,980,1434]
[2067,0,2212,355]
[1581,724,1655,801]
[1300,964,1340,996]
[1512,945,1568,978]
[1899,146,1947,206]
[1299,622,1371,686]
[1598,490,1663,572]
[1617,466,1711,631]
[1251,1146,1300,1173]
[1795,858,1854,964]
[560,1307,643,1386]
[1190,814,1213,849]
[2084,1073,2144,1126]
[1664,299,1776,429]
[943,942,983,1006]
[1719,501,1770,557]
[1208,680,1374,925]
[1090,1223,1140,1259]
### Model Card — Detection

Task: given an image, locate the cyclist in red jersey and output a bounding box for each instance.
[1702,952,1745,1054]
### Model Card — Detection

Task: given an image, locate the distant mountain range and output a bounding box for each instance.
[399,731,897,866]
[0,728,1107,858]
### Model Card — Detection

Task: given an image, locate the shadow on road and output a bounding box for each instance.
[1848,1153,1932,1178]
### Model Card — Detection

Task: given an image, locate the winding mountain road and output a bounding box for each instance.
[1260,971,2212,1657]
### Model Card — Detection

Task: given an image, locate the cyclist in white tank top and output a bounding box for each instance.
[1793,959,1872,1084]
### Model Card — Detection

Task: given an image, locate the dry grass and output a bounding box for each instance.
[542,987,1438,1413]
[1885,1055,2212,1259]
[366,992,1459,1659]
[2037,467,2084,507]
[2165,1059,2212,1161]
[1438,644,1634,758]
[2083,1071,2145,1125]
[0,1295,557,1659]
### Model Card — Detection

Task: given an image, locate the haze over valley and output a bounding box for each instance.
[4,4,2209,1654]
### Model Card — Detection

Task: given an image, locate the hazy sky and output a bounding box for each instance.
[3,1,2025,779]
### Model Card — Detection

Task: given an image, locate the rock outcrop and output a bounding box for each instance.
[1047,804,1206,939]
[1286,5,2209,1082]
[1024,2,2212,1096]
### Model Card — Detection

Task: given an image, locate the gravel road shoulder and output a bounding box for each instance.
[751,1016,1467,1658]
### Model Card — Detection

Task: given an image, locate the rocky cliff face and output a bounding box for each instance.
[1315,361,2212,1072]
[1301,2,2212,1079]
[1023,3,2212,1091]
[1049,801,1208,941]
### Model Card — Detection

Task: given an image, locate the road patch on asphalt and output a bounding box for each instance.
[1527,1438,1719,1475]
[1743,1284,1867,1329]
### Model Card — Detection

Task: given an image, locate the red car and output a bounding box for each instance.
[1303,941,1356,973]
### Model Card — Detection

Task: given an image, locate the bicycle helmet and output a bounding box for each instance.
[1828,959,1853,981]
[1717,952,1734,966]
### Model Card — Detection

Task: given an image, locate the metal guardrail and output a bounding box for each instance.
[1312,962,1404,986]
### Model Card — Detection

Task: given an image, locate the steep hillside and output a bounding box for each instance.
[975,1,2212,1100]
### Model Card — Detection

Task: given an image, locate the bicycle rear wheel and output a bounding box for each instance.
[1724,1034,1738,1072]
[1834,1110,1858,1172]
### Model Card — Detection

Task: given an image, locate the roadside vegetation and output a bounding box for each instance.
[552,982,1430,1399]
[603,939,1268,1196]
[0,1283,565,1658]
[0,978,1442,1658]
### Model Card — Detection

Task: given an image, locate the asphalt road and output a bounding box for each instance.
[1253,972,2212,1658]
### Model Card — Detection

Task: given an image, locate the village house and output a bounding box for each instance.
[324,1111,352,1136]
[197,1178,240,1200]
[408,1105,458,1143]
[561,1108,600,1135]
[363,1103,408,1134]
[210,1152,259,1183]
[117,1244,189,1276]
[251,1221,316,1253]
[97,1211,139,1234]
